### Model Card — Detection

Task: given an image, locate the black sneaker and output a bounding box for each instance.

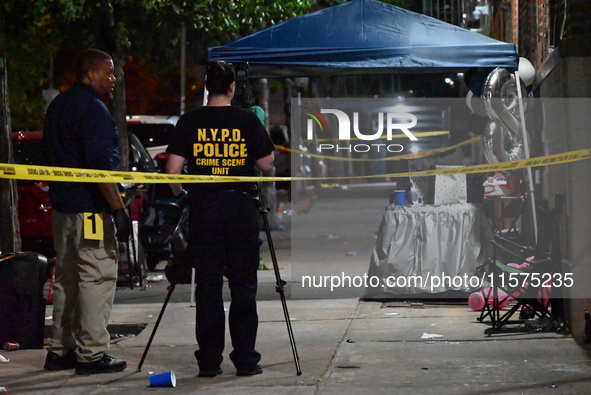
[198,367,223,377]
[75,354,127,374]
[236,365,263,376]
[44,349,78,371]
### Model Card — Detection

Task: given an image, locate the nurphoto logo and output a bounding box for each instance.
[304,106,418,153]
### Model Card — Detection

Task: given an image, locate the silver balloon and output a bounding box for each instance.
[465,90,487,117]
[482,120,524,163]
[481,67,527,162]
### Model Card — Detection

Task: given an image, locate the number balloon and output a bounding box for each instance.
[481,67,528,163]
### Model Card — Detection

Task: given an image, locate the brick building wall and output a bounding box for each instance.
[529,0,591,344]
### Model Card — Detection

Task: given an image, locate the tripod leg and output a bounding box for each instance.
[136,284,176,372]
[257,185,302,375]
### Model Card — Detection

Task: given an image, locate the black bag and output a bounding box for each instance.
[0,252,48,349]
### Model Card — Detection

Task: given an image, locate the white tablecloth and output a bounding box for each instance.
[365,203,492,297]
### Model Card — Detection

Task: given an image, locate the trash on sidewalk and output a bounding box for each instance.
[258,263,270,271]
[0,355,9,363]
[149,371,176,388]
[276,203,294,230]
[525,318,557,332]
[146,274,164,282]
[346,251,357,257]
[109,334,136,344]
[3,342,19,351]
[0,386,7,392]
[346,339,355,343]
[421,333,444,339]
[383,312,400,316]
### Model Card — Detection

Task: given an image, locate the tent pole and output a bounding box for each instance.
[180,22,187,115]
[203,76,208,106]
[515,71,538,244]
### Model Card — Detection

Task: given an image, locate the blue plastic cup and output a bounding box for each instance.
[393,190,408,205]
[149,371,176,387]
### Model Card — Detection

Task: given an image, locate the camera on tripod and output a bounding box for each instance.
[231,62,266,125]
[231,62,251,109]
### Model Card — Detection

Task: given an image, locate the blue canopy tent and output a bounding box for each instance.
[208,0,518,77]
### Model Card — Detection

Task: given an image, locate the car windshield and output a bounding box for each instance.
[127,124,175,148]
[129,133,157,173]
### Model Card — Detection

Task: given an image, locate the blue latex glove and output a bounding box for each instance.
[250,105,265,124]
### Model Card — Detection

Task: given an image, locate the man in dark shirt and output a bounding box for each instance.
[43,49,130,374]
[167,61,274,377]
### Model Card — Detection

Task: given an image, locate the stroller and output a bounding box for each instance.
[139,184,189,271]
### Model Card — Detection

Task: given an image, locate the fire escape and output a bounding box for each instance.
[422,0,572,69]
[422,0,491,36]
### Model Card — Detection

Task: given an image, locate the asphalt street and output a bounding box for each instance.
[114,183,394,304]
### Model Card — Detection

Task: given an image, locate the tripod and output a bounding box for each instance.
[255,183,302,375]
[137,185,302,375]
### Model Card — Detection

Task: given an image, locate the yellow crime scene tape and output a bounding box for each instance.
[1,148,590,183]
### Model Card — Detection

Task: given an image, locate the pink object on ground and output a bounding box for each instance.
[468,288,512,311]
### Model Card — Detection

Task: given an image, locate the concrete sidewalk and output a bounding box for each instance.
[2,297,591,394]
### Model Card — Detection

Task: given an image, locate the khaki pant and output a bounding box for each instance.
[49,211,118,362]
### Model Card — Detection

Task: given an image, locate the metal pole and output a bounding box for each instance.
[180,22,187,115]
[125,236,133,289]
[190,268,195,306]
[515,71,538,244]
[130,219,142,288]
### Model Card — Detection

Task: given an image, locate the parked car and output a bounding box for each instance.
[126,115,179,160]
[12,131,157,259]
[12,132,54,258]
